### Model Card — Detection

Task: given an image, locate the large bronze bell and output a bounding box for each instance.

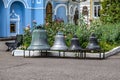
[86,33,101,50]
[51,32,68,50]
[69,35,82,51]
[27,29,50,50]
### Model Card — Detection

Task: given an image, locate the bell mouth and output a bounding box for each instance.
[27,45,50,50]
[51,46,68,51]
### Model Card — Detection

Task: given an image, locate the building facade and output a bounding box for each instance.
[0,0,100,37]
[79,0,101,24]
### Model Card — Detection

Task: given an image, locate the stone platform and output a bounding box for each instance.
[12,46,120,59]
[12,49,104,59]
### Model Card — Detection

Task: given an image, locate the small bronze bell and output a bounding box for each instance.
[69,35,82,51]
[27,29,50,50]
[86,33,100,50]
[51,32,68,50]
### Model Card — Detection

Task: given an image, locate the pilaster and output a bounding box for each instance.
[90,0,93,20]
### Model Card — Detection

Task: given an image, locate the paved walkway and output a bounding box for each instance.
[0,41,120,80]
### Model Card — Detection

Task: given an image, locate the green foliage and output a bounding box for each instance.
[100,0,120,23]
[76,25,89,48]
[44,21,64,46]
[78,13,87,27]
[99,41,118,52]
[44,21,76,46]
[22,26,32,49]
[91,21,120,51]
[21,14,120,51]
[45,14,120,51]
[76,18,120,51]
[76,17,98,48]
[97,23,120,44]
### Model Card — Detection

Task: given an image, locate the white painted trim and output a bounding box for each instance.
[10,19,20,21]
[54,4,67,16]
[69,5,73,15]
[10,10,19,18]
[27,7,45,10]
[7,0,28,8]
[10,10,20,35]
[92,1,101,18]
[37,0,42,4]
[73,6,78,16]
[27,0,53,10]
[2,0,7,8]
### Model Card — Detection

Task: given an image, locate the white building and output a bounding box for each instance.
[79,0,101,24]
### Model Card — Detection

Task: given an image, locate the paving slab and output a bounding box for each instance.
[0,41,120,80]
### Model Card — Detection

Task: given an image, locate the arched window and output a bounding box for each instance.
[46,2,52,23]
[73,8,79,25]
[82,6,88,16]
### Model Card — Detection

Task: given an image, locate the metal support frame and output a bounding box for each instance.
[23,49,106,59]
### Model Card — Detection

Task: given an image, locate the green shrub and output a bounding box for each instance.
[76,18,120,51]
[44,21,64,46]
[44,21,76,46]
[100,41,118,52]
[100,0,120,24]
[21,16,120,51]
[22,26,32,49]
[96,23,120,44]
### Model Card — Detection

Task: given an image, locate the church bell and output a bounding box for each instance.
[51,32,68,50]
[86,33,100,50]
[69,35,82,51]
[27,29,50,50]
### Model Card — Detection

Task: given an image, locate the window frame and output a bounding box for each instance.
[93,1,101,18]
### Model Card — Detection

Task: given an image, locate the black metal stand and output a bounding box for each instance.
[23,49,106,59]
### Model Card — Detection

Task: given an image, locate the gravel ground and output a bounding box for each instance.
[0,41,120,80]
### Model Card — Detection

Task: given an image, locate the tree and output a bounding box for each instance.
[100,0,120,23]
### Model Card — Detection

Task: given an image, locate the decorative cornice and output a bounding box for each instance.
[7,0,28,8]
